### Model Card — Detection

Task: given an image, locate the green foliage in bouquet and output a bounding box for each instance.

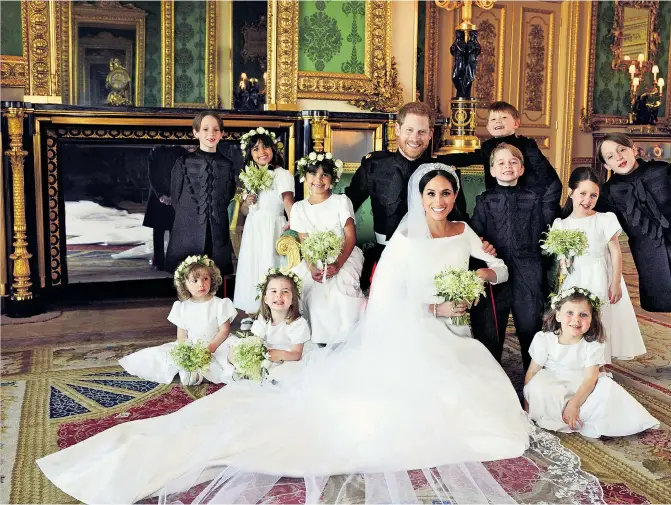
[239,164,274,197]
[231,336,269,381]
[540,229,588,263]
[300,231,344,268]
[434,267,486,326]
[169,340,212,372]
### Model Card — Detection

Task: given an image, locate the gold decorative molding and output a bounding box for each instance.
[205,0,217,108]
[610,0,659,72]
[267,0,299,108]
[0,56,28,88]
[23,0,54,97]
[346,57,403,113]
[4,107,33,301]
[161,0,175,107]
[423,1,439,112]
[56,1,71,100]
[519,7,554,127]
[472,4,505,125]
[571,157,593,165]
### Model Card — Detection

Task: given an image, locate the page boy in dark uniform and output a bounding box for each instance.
[143,145,186,271]
[345,101,468,289]
[469,143,561,371]
[165,112,236,275]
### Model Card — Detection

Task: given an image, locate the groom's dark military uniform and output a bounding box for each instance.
[346,149,467,289]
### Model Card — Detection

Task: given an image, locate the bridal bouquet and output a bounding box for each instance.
[238,164,274,207]
[300,230,344,279]
[230,336,270,381]
[169,340,212,373]
[434,267,486,326]
[540,228,588,285]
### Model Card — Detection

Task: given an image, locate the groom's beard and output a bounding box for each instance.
[397,144,426,161]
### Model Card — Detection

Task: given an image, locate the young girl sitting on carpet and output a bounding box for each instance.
[523,288,658,438]
[240,268,312,381]
[120,255,238,385]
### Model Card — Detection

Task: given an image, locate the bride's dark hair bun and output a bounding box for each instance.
[418,169,459,194]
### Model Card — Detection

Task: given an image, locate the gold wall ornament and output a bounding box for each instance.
[3,108,33,301]
[421,1,440,112]
[346,57,404,113]
[579,107,595,133]
[309,117,328,153]
[0,56,28,88]
[266,0,299,109]
[435,0,496,32]
[106,58,132,106]
[23,0,55,98]
[161,0,174,107]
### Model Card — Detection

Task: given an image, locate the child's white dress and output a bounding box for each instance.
[524,331,658,438]
[234,167,295,313]
[120,296,238,384]
[250,315,312,379]
[290,194,366,344]
[552,212,645,362]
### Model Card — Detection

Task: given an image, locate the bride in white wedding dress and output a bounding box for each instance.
[37,165,603,504]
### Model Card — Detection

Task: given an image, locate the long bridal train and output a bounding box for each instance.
[37,166,604,504]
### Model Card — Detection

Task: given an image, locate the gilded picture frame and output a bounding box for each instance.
[67,2,146,106]
[266,0,401,112]
[581,0,670,131]
[610,0,660,72]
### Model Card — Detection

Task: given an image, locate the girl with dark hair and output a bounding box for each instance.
[233,128,295,314]
[524,288,658,438]
[551,166,645,363]
[291,153,366,345]
[598,133,671,312]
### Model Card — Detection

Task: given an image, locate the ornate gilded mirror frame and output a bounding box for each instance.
[581,1,669,131]
[266,0,402,112]
[610,0,659,72]
[62,2,146,106]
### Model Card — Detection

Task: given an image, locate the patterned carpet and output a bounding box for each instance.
[1,238,670,504]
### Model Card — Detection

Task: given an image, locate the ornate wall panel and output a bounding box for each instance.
[472,4,506,124]
[0,56,27,88]
[23,0,55,97]
[518,7,554,127]
[161,0,175,107]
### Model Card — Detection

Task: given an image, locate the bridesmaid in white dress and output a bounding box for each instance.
[524,287,658,438]
[234,128,295,314]
[551,167,645,362]
[120,256,237,385]
[291,153,366,344]
[37,165,603,505]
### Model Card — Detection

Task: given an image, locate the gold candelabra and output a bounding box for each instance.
[435,0,496,32]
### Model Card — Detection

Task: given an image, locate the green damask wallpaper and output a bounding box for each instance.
[298,0,365,74]
[593,1,669,117]
[1,0,23,56]
[134,1,161,107]
[174,0,206,104]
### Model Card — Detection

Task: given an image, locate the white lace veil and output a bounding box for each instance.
[152,164,604,505]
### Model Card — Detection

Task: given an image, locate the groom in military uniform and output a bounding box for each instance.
[346,101,470,289]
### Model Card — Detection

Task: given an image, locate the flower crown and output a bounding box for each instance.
[256,267,303,300]
[174,255,215,283]
[239,127,284,153]
[296,151,344,183]
[550,287,602,311]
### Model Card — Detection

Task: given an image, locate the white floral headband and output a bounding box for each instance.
[256,267,303,300]
[296,151,344,183]
[174,255,215,283]
[550,287,602,311]
[239,127,284,153]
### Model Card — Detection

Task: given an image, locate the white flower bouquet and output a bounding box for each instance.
[300,230,344,279]
[433,267,486,326]
[238,164,274,208]
[230,336,270,381]
[169,340,212,373]
[540,228,588,280]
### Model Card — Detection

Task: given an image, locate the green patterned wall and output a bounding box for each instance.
[174,0,206,104]
[298,0,365,74]
[1,0,23,56]
[593,1,670,117]
[134,1,161,107]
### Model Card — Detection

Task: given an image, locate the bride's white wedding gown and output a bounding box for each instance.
[37,167,602,505]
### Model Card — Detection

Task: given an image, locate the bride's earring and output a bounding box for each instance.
[329,184,334,190]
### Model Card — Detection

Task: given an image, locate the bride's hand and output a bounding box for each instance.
[435,301,467,318]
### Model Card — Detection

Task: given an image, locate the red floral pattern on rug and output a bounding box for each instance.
[602,482,650,504]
